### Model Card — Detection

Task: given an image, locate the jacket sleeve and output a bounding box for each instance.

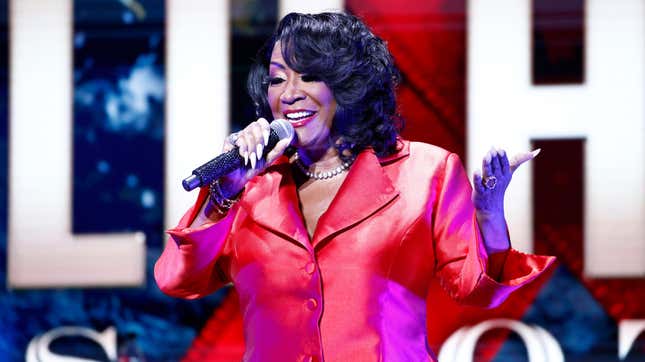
[432,153,556,308]
[154,187,238,299]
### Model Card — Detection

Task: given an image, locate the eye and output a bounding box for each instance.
[301,74,322,82]
[268,77,285,86]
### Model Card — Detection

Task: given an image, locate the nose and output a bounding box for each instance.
[280,79,306,105]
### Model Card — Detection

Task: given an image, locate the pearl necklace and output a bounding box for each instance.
[293,152,355,180]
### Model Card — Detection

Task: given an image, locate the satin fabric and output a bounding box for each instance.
[155,140,555,362]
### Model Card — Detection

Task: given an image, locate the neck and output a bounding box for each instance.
[296,135,343,165]
[297,144,342,170]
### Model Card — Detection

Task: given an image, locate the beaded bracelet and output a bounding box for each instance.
[208,179,241,214]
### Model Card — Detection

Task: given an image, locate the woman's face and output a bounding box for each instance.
[267,42,337,149]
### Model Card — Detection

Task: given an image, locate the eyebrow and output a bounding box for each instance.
[270,61,286,70]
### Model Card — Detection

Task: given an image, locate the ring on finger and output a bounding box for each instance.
[483,175,497,190]
[227,132,240,145]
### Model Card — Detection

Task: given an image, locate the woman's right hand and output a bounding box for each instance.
[217,118,293,198]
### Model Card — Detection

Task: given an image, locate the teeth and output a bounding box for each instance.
[285,111,315,120]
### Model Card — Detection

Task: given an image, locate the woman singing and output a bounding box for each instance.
[155,12,555,361]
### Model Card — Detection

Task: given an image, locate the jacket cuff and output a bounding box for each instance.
[166,186,237,246]
[465,246,556,308]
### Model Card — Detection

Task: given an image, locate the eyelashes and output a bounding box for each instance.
[266,74,322,86]
[268,77,284,86]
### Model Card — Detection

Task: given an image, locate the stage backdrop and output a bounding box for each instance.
[1,0,644,361]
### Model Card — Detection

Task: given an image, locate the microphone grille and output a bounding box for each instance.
[270,119,295,140]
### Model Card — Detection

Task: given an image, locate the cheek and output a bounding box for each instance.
[267,90,279,110]
[325,97,337,124]
[320,90,336,112]
[328,101,337,117]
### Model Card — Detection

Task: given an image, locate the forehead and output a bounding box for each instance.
[270,41,284,63]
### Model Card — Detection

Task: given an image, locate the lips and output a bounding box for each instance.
[284,109,317,127]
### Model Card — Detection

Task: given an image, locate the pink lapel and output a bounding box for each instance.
[239,158,311,252]
[312,149,401,248]
[238,140,411,252]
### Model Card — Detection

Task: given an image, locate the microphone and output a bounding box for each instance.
[182,119,294,191]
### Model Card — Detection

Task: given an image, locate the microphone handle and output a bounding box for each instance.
[182,128,282,191]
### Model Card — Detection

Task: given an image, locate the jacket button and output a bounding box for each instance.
[304,262,316,274]
[306,298,318,310]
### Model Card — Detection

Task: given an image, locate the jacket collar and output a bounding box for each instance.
[378,137,410,164]
[311,149,400,248]
[239,140,409,251]
[239,159,311,251]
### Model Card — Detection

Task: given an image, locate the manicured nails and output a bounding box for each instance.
[242,151,248,166]
[263,130,270,146]
[250,152,257,169]
[256,143,264,159]
[531,148,541,157]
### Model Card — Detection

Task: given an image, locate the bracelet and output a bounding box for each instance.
[208,179,241,214]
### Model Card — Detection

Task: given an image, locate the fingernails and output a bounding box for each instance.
[250,152,257,169]
[242,151,248,166]
[263,130,270,146]
[532,148,541,157]
[485,153,492,164]
[256,143,264,158]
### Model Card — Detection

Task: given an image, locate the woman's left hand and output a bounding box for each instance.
[472,147,540,216]
[472,148,540,255]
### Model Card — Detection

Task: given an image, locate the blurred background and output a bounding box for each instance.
[1,0,644,360]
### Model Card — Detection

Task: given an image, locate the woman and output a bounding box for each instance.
[155,12,555,361]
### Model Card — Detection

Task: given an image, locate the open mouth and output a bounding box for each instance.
[284,110,317,127]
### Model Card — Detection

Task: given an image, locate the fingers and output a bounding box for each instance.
[510,148,540,172]
[237,131,251,167]
[249,122,265,169]
[480,147,506,192]
[234,118,271,170]
[223,139,236,153]
[483,146,512,175]
[490,148,501,175]
[499,149,511,174]
[257,118,271,146]
[472,169,485,194]
[482,146,539,174]
[482,148,494,178]
[265,137,293,165]
[222,132,238,152]
[477,147,510,191]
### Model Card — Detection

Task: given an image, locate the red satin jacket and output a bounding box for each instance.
[155,140,555,361]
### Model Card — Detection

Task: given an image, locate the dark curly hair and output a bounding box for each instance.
[247,12,403,158]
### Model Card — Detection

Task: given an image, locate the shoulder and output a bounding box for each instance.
[409,141,452,159]
[379,138,456,167]
[376,138,466,195]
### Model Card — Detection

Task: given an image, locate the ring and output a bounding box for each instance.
[483,176,497,190]
[227,132,240,144]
